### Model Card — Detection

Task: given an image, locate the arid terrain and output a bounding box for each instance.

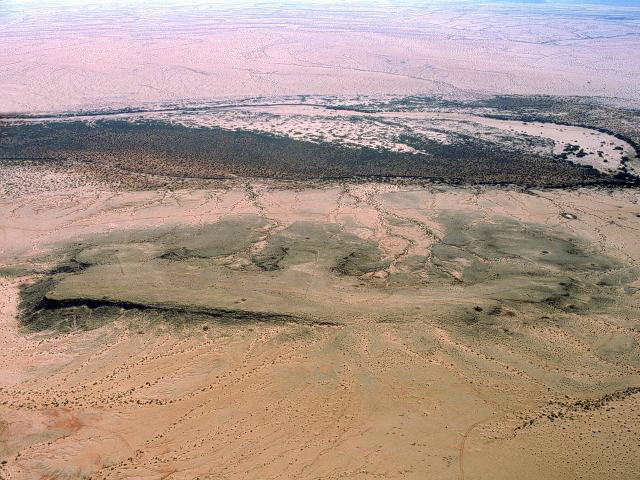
[2,0,640,113]
[2,173,640,480]
[2,92,640,479]
[2,1,640,479]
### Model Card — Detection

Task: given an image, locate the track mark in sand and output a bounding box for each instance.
[244,181,265,214]
[244,184,287,258]
[363,189,459,282]
[326,185,348,224]
[190,190,225,225]
[303,250,319,300]
[358,187,415,277]
[459,418,488,480]
[537,191,639,262]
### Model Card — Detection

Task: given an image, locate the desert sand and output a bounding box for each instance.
[0,163,639,479]
[1,1,640,479]
[1,0,640,113]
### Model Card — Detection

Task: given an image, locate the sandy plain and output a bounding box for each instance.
[1,0,640,113]
[0,160,639,479]
[1,1,640,479]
